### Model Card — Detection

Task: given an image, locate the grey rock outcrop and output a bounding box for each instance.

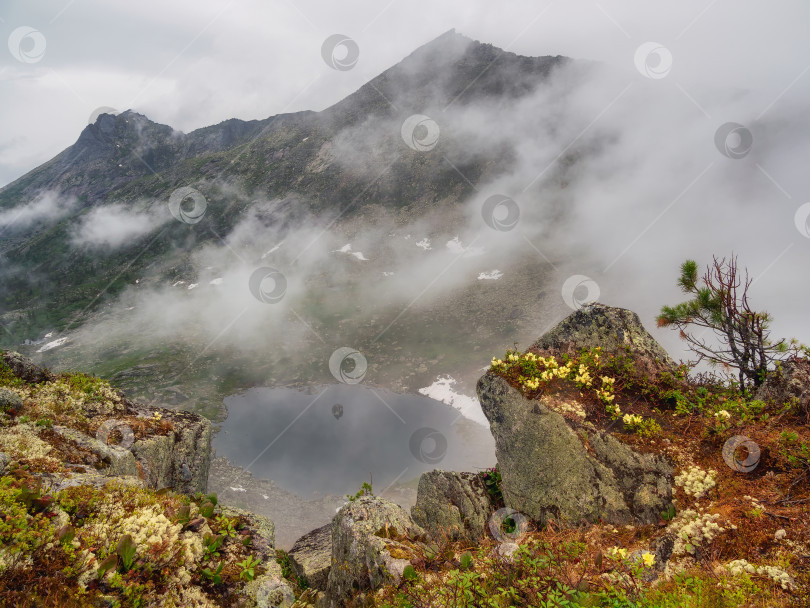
[477,304,674,527]
[1,351,53,384]
[327,496,426,607]
[221,504,276,552]
[411,470,492,543]
[44,406,211,495]
[0,388,23,415]
[531,303,675,376]
[128,406,211,495]
[755,357,810,416]
[289,524,332,591]
[242,560,295,608]
[53,425,139,477]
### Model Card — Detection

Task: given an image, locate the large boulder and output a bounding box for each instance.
[531,303,675,377]
[327,496,426,607]
[221,505,275,552]
[128,405,211,495]
[755,357,810,417]
[0,388,23,415]
[289,524,332,591]
[1,351,53,384]
[477,304,674,527]
[232,507,292,608]
[53,425,139,477]
[411,470,492,544]
[45,405,211,495]
[242,560,295,608]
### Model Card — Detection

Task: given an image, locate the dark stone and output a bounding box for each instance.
[1,351,53,384]
[288,524,332,591]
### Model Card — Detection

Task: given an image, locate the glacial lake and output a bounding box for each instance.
[213,384,496,498]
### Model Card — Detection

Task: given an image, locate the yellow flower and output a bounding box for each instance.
[641,552,655,568]
[153,412,162,421]
[623,413,643,426]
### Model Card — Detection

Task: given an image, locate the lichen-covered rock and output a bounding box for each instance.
[327,496,426,607]
[1,351,53,384]
[587,431,674,523]
[755,358,810,416]
[531,303,675,376]
[289,524,331,591]
[53,425,139,477]
[411,470,492,543]
[0,388,23,415]
[476,304,675,527]
[221,505,275,553]
[129,406,211,495]
[42,470,147,492]
[477,378,673,526]
[0,452,10,476]
[243,559,295,607]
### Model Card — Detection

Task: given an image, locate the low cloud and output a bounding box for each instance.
[0,191,77,233]
[71,202,168,248]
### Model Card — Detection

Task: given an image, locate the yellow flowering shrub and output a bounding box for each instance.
[490,347,619,417]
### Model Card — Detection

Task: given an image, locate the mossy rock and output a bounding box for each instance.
[0,388,22,415]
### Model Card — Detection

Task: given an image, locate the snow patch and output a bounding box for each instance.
[418,375,489,427]
[261,241,284,258]
[415,238,431,250]
[333,243,369,260]
[187,283,198,290]
[478,270,503,280]
[229,486,247,493]
[209,278,223,285]
[37,337,68,353]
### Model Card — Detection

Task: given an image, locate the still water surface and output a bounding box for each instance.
[213,383,496,497]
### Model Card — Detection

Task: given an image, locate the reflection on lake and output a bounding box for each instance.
[213,384,496,498]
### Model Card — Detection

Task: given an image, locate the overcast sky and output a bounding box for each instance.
[1,1,809,189]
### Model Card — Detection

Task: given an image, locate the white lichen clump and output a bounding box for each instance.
[0,423,56,462]
[670,508,725,557]
[674,465,717,498]
[724,559,796,590]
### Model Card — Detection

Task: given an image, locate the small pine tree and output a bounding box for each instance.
[657,255,787,389]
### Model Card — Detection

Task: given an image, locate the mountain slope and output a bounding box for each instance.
[0,30,569,343]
